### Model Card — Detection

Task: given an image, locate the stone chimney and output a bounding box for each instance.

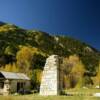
[40,55,62,95]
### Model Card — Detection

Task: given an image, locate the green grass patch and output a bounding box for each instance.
[0,94,100,100]
[0,89,100,100]
[0,94,99,100]
[65,88,100,94]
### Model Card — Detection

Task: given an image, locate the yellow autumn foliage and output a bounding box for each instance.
[1,63,19,72]
[92,62,100,87]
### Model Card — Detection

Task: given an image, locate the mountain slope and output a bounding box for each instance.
[0,22,100,75]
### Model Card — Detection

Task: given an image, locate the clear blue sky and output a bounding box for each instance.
[0,0,100,50]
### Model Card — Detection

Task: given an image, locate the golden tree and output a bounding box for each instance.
[92,62,100,88]
[61,55,85,89]
[1,63,19,72]
[71,59,85,88]
[16,46,34,73]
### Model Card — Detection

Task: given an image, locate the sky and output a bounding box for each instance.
[0,0,100,50]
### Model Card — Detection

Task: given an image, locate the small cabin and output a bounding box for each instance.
[0,71,30,95]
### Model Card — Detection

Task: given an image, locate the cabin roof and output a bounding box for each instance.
[0,71,30,80]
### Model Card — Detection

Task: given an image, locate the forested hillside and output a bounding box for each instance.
[0,22,100,89]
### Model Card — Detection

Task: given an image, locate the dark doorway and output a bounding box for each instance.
[0,82,4,89]
[17,82,25,92]
[17,82,20,92]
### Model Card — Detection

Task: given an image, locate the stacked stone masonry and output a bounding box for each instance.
[40,55,61,95]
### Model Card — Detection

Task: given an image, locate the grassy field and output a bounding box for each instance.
[0,89,100,100]
[0,94,100,100]
[65,88,100,96]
